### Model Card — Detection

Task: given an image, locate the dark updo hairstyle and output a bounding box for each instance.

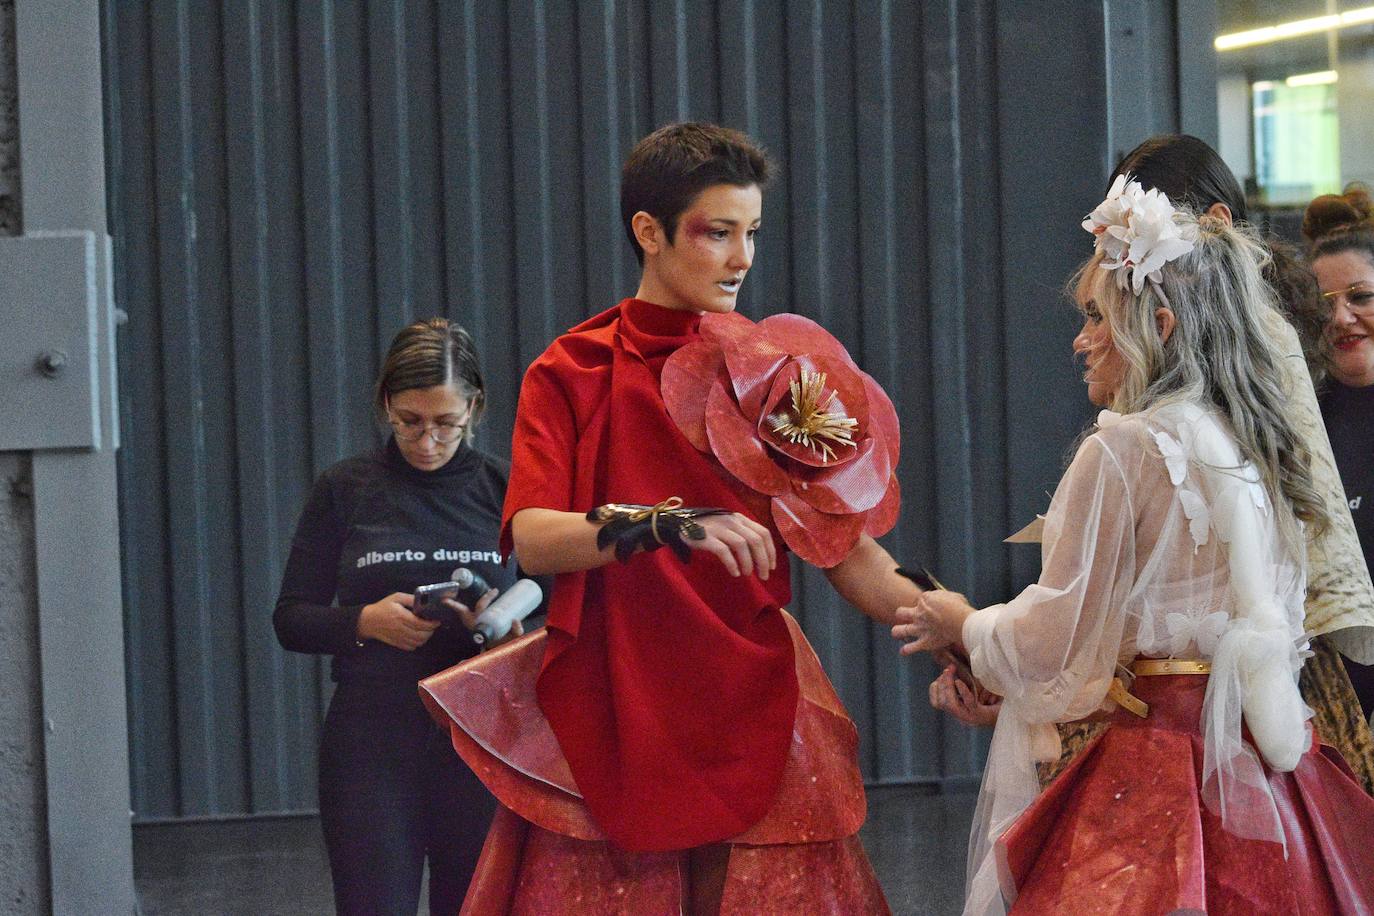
[373,317,486,443]
[1301,182,1374,247]
[620,122,772,264]
[1111,135,1331,380]
[1303,184,1374,286]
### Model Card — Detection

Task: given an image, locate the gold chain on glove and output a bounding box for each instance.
[586,497,729,562]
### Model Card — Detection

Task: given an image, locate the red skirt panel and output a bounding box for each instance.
[999,674,1374,915]
[419,611,889,915]
[460,805,887,916]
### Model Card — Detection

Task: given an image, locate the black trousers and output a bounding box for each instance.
[318,680,495,915]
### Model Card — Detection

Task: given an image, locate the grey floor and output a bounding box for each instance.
[133,785,976,915]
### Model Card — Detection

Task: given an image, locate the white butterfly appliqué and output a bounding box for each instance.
[1152,429,1189,486]
[1153,428,1211,549]
[1163,610,1229,656]
[1177,489,1211,549]
[1240,463,1268,514]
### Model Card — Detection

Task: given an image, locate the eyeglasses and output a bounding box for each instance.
[389,416,466,444]
[1321,283,1374,315]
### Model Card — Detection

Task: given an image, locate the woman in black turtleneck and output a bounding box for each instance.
[274,318,515,915]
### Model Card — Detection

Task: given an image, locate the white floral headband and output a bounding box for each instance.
[1081,173,1196,305]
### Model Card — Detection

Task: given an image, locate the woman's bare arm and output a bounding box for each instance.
[822,534,923,624]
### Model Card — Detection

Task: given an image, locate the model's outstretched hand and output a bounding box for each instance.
[689,512,777,580]
[891,589,977,656]
[929,663,1002,727]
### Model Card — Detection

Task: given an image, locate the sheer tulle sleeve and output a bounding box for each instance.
[1188,414,1309,850]
[965,434,1137,723]
[958,432,1139,915]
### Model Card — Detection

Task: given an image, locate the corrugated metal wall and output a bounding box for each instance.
[104,0,1193,820]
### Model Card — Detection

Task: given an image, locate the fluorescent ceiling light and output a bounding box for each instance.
[1286,70,1339,86]
[1216,7,1374,50]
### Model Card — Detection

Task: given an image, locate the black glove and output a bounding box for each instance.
[587,497,732,562]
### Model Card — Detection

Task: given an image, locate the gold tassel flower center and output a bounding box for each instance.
[768,369,859,463]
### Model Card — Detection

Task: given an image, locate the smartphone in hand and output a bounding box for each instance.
[414,582,463,627]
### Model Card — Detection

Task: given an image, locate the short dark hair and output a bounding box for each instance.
[374,318,486,442]
[1110,134,1248,223]
[620,122,771,264]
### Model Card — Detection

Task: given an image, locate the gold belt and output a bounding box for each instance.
[1132,658,1212,676]
[1108,658,1212,719]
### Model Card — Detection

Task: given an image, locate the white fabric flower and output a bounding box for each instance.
[1125,191,1196,294]
[1083,176,1135,269]
[1081,173,1196,297]
[1081,174,1131,240]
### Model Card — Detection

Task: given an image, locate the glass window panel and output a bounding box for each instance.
[1216,1,1374,234]
[1252,80,1341,205]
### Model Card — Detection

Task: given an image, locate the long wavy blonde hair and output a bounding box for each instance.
[1074,213,1328,552]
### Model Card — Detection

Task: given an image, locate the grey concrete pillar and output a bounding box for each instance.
[0,2,50,912]
[0,0,134,912]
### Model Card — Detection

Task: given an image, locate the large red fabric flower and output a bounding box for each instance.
[662,311,900,567]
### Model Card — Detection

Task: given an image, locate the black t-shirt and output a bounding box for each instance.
[1320,381,1374,572]
[1320,381,1374,716]
[273,437,515,685]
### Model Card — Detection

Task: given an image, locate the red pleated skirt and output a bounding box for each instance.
[420,612,889,915]
[461,807,884,915]
[999,674,1374,915]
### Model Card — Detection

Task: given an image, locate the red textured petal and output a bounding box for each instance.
[704,375,791,497]
[862,474,901,538]
[758,355,871,468]
[700,313,796,423]
[723,341,790,422]
[755,313,856,365]
[771,491,865,568]
[662,340,725,453]
[697,310,757,346]
[862,374,901,468]
[791,436,891,515]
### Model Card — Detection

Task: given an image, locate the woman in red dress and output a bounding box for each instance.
[422,123,922,915]
[898,179,1374,914]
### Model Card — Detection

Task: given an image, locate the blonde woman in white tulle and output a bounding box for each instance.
[895,182,1374,915]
